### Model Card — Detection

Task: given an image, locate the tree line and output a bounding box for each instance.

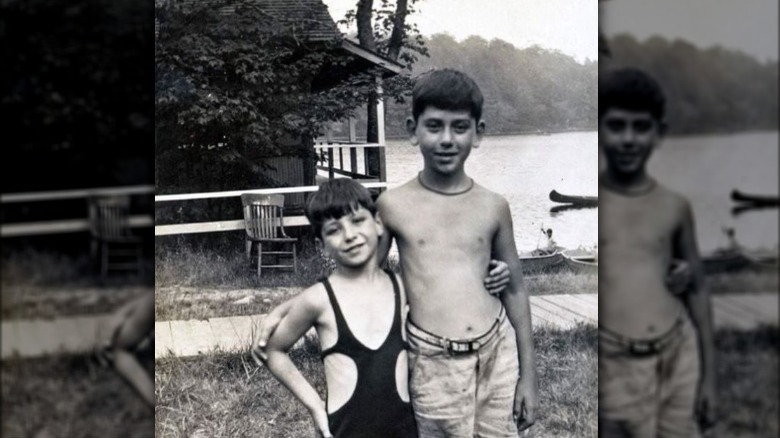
[604,34,778,134]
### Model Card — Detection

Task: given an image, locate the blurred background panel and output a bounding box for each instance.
[1,0,155,436]
[600,1,778,436]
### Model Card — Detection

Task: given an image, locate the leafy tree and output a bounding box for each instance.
[155,0,387,194]
[2,0,153,192]
[383,34,598,137]
[607,34,778,134]
[344,0,427,174]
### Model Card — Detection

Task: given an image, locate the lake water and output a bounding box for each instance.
[384,130,778,256]
[647,131,779,254]
[385,132,599,253]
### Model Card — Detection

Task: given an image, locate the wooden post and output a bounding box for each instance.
[376,78,387,184]
[328,148,334,180]
[349,117,358,177]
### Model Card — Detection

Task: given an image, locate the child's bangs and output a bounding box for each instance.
[315,200,365,224]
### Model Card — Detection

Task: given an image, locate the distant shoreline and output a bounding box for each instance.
[383,128,779,141]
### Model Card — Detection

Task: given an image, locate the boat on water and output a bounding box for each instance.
[702,249,751,274]
[743,249,779,271]
[561,248,598,274]
[519,250,565,274]
[549,190,598,207]
[730,190,780,207]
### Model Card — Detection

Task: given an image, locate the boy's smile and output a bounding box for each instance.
[599,108,663,177]
[320,207,382,268]
[408,107,484,176]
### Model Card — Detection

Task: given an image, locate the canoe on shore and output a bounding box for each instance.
[549,190,598,207]
[519,250,565,274]
[561,248,598,274]
[730,190,779,206]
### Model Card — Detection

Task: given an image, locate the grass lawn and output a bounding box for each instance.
[153,243,598,321]
[154,326,778,437]
[155,325,599,438]
[1,354,154,437]
[711,326,779,437]
[2,248,153,320]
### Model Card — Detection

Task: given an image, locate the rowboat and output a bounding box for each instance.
[702,249,750,274]
[743,249,779,271]
[730,190,779,207]
[519,250,565,274]
[561,248,598,274]
[549,190,598,207]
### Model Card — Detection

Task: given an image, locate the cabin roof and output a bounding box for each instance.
[249,0,341,41]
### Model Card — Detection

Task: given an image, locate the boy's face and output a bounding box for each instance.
[318,206,383,268]
[407,107,485,176]
[599,107,664,177]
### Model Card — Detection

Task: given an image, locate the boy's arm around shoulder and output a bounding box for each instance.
[376,192,397,267]
[392,272,410,342]
[263,285,331,430]
[491,197,538,431]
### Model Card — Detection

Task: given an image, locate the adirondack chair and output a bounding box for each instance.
[88,195,144,279]
[241,193,298,277]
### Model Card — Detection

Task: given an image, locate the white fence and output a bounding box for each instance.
[1,185,154,238]
[155,181,387,236]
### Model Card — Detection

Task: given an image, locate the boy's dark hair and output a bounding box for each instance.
[305,179,376,238]
[412,69,484,121]
[598,68,666,121]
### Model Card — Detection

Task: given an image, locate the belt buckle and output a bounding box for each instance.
[629,340,657,356]
[446,339,475,355]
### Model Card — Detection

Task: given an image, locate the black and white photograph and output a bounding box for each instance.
[1,0,155,436]
[154,0,598,437]
[599,0,778,436]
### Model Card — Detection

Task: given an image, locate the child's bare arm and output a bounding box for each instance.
[252,298,295,362]
[492,199,538,431]
[375,200,395,267]
[675,201,716,430]
[265,290,332,436]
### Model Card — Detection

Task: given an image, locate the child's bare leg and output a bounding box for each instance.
[114,349,154,407]
[111,292,154,408]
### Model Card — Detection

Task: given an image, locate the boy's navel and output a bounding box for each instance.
[417,239,425,246]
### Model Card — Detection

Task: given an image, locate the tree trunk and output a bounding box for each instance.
[356,0,375,51]
[356,0,410,178]
[385,0,408,61]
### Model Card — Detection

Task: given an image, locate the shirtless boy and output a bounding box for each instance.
[256,69,537,437]
[598,68,716,437]
[378,68,537,437]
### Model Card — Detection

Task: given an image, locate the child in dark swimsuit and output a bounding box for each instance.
[263,179,417,438]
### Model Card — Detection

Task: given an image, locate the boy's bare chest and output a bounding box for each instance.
[390,198,496,250]
[600,196,679,251]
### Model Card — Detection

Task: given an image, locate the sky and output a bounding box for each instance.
[322,0,599,64]
[600,0,778,62]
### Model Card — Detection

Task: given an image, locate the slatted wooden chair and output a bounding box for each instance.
[241,193,298,278]
[88,195,144,279]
